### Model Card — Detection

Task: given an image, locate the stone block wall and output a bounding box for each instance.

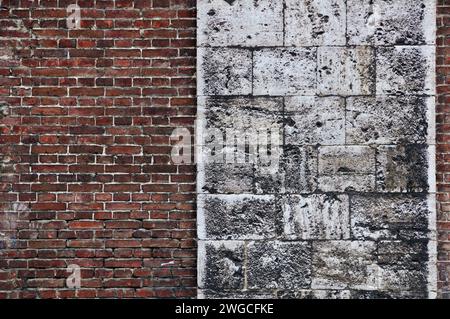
[197,0,437,298]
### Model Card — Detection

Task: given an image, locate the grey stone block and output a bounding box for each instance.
[350,194,431,241]
[377,240,428,266]
[253,48,317,96]
[282,146,318,194]
[285,96,345,145]
[200,162,254,194]
[317,46,375,96]
[199,96,283,140]
[247,241,312,290]
[198,290,274,299]
[282,194,350,240]
[347,0,436,45]
[198,48,252,96]
[318,146,376,192]
[346,96,433,145]
[197,0,283,47]
[376,46,435,95]
[277,290,351,299]
[376,145,431,193]
[312,241,378,290]
[198,241,245,291]
[198,195,283,240]
[285,0,346,46]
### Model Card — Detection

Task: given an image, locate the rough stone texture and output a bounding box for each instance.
[285,0,346,46]
[197,0,284,47]
[317,47,375,96]
[247,241,311,290]
[285,97,345,145]
[198,195,282,240]
[377,46,435,96]
[318,146,376,192]
[282,194,350,240]
[376,145,432,193]
[198,241,245,291]
[198,48,252,96]
[350,194,432,241]
[346,96,433,145]
[197,0,436,299]
[253,48,317,96]
[347,0,436,45]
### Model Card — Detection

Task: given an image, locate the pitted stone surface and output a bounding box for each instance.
[376,46,435,95]
[346,96,432,144]
[197,0,436,299]
[282,194,350,240]
[198,48,252,96]
[198,195,282,240]
[285,0,346,46]
[376,145,431,193]
[350,194,431,241]
[312,241,378,290]
[285,97,345,145]
[347,0,436,45]
[197,0,283,47]
[318,146,376,192]
[317,46,375,96]
[282,146,318,194]
[247,241,312,290]
[198,241,245,291]
[253,48,317,96]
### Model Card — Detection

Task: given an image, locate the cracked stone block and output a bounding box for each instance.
[347,0,435,45]
[350,194,431,241]
[282,194,350,240]
[198,241,245,291]
[197,0,283,47]
[199,162,254,194]
[317,46,375,96]
[253,48,317,96]
[285,97,345,145]
[377,46,435,95]
[318,146,376,192]
[285,0,346,46]
[376,145,431,193]
[198,47,252,95]
[198,195,283,240]
[282,146,318,194]
[346,96,433,145]
[312,241,378,290]
[247,241,311,290]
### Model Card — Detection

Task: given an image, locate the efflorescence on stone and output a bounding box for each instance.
[197,0,436,299]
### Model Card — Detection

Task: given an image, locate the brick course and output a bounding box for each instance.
[0,0,196,298]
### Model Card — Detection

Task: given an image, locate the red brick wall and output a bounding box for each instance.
[0,0,196,298]
[437,0,450,299]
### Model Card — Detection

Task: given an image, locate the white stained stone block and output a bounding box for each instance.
[285,96,345,145]
[347,0,436,45]
[317,46,375,96]
[282,194,350,240]
[197,0,284,47]
[253,48,317,96]
[285,0,346,46]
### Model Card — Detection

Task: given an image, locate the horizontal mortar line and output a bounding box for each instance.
[197,44,437,49]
